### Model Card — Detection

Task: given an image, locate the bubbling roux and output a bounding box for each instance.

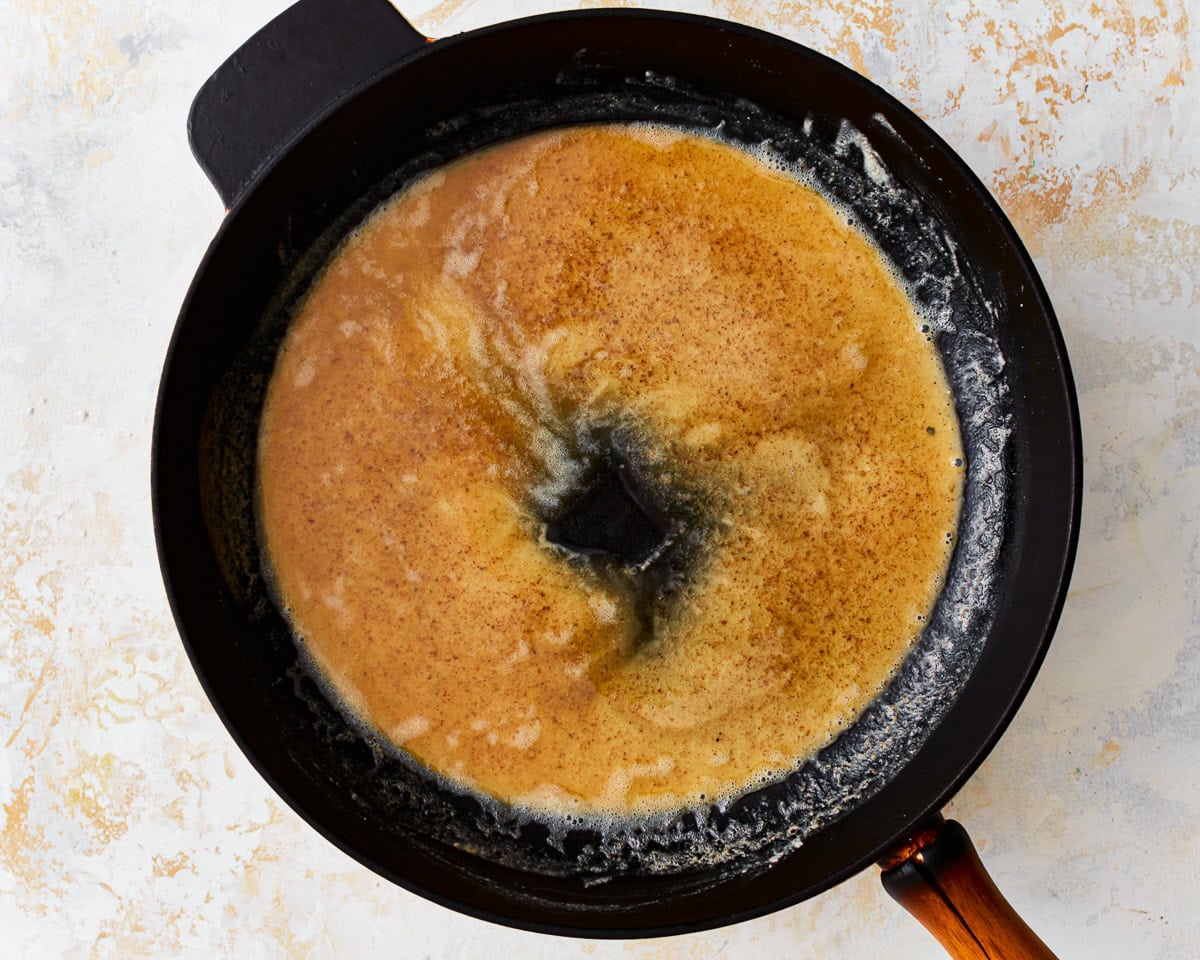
[258,125,964,817]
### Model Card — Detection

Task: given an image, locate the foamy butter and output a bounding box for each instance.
[258,124,965,821]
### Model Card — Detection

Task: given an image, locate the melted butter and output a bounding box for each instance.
[258,125,964,816]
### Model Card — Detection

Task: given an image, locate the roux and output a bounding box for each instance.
[258,125,964,816]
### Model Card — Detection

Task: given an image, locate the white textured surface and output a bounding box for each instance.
[2,0,1197,957]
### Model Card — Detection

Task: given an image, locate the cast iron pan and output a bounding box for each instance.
[154,0,1081,953]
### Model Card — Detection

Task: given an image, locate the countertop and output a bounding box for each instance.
[2,0,1197,957]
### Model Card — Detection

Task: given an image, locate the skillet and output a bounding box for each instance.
[154,1,1081,954]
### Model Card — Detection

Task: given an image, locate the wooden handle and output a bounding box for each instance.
[879,815,1058,960]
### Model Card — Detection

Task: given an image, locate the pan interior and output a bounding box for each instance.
[196,78,1011,887]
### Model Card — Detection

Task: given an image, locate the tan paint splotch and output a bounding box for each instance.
[1094,739,1122,770]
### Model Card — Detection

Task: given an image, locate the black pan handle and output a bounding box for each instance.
[188,0,429,207]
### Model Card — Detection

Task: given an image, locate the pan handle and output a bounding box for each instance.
[879,815,1059,960]
[188,0,430,208]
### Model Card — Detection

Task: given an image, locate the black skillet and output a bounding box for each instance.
[154,1,1081,954]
